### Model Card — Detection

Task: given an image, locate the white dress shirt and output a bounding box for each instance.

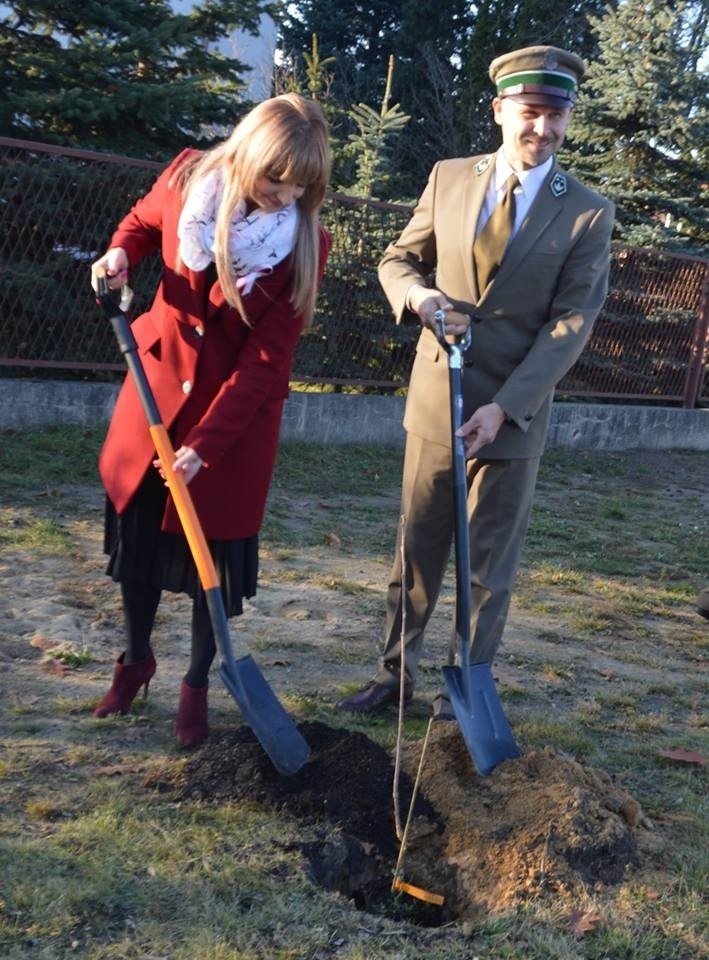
[476,150,553,240]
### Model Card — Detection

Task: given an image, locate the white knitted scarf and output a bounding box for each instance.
[177,168,298,294]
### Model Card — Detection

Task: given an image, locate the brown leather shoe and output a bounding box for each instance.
[697,587,709,620]
[336,680,413,713]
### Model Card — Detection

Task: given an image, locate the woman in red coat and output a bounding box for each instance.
[90,94,331,746]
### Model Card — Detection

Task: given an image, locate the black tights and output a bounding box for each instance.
[121,580,216,688]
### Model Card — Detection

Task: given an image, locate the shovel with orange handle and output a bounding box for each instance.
[95,270,311,776]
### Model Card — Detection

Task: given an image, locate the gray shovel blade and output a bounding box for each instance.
[442,662,520,776]
[218,656,311,776]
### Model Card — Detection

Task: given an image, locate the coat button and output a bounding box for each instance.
[194,325,204,337]
[182,380,192,394]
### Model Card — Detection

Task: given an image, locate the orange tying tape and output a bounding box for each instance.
[392,877,444,906]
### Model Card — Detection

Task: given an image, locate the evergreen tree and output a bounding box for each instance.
[279,0,471,197]
[346,57,410,200]
[0,0,274,158]
[566,0,708,252]
[273,33,354,188]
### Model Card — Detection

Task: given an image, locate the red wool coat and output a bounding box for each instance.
[99,150,331,540]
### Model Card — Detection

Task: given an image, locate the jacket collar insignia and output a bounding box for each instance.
[550,172,567,197]
[475,155,493,176]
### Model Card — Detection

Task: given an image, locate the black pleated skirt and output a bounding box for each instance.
[104,465,258,617]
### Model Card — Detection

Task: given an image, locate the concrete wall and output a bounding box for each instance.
[2,378,708,451]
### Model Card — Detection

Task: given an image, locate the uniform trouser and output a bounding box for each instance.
[374,431,540,690]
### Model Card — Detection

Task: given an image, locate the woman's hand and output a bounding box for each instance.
[91,247,130,292]
[153,446,204,486]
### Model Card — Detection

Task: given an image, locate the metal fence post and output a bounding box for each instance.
[682,262,709,408]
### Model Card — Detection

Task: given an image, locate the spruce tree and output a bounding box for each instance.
[0,0,274,158]
[279,0,471,197]
[566,0,708,252]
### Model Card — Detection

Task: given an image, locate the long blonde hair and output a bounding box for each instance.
[175,94,330,325]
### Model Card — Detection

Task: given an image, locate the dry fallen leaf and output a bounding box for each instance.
[324,531,341,547]
[365,466,381,479]
[268,659,291,668]
[657,748,706,766]
[30,635,55,651]
[567,907,602,938]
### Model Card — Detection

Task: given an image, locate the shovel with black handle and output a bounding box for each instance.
[96,272,311,776]
[434,310,520,776]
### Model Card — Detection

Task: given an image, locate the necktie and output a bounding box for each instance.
[473,173,519,293]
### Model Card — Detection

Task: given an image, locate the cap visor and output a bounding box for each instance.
[505,92,574,108]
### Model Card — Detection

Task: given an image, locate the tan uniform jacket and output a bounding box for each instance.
[378,153,615,457]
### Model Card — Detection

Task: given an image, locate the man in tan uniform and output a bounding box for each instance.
[339,44,615,713]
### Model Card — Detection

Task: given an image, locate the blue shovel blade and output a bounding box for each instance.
[218,656,311,777]
[442,662,520,776]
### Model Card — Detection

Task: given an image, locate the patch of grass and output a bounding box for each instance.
[567,608,618,634]
[0,513,71,555]
[529,564,585,589]
[0,425,103,495]
[47,649,93,667]
[516,719,597,758]
[24,798,70,821]
[54,696,96,716]
[632,714,668,734]
[307,573,376,597]
[601,496,630,521]
[526,600,564,615]
[500,686,535,703]
[273,442,403,496]
[539,662,575,683]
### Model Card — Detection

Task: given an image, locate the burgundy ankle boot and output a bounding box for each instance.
[94,651,156,718]
[175,680,209,748]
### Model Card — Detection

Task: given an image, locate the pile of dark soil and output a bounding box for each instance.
[182,720,646,923]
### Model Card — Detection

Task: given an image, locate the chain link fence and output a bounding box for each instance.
[1,137,707,406]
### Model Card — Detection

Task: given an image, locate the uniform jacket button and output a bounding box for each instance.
[182,380,192,394]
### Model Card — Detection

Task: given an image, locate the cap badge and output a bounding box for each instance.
[544,50,559,70]
[475,156,493,175]
[550,172,567,197]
